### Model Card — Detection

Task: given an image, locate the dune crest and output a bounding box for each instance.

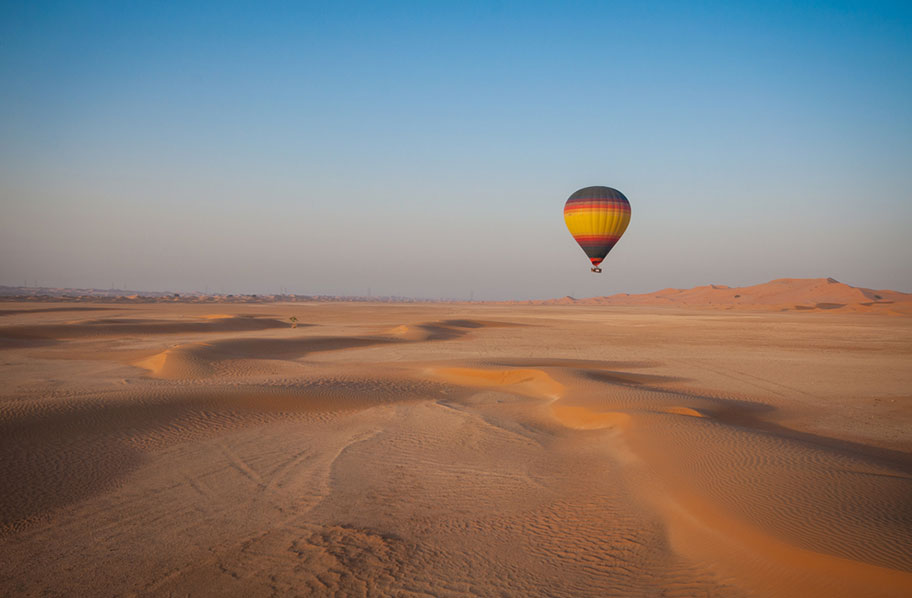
[430,366,565,400]
[551,404,631,430]
[661,406,705,418]
[134,344,216,379]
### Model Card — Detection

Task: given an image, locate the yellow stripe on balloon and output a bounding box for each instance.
[563,207,630,238]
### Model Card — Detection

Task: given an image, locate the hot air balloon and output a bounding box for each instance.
[564,186,631,273]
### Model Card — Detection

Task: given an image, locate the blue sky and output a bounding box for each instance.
[2,1,910,299]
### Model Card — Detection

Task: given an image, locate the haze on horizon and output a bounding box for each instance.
[1,1,910,301]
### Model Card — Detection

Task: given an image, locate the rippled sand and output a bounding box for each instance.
[1,303,910,597]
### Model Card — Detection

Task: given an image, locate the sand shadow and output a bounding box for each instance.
[0,337,61,351]
[0,316,297,340]
[0,306,114,317]
[385,319,522,341]
[575,366,912,474]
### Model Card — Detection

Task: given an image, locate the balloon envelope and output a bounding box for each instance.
[563,186,631,269]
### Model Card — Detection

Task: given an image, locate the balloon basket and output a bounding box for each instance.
[591,267,602,273]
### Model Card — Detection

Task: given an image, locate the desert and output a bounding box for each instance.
[4,2,911,595]
[1,288,911,597]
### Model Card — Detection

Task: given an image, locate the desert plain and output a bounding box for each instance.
[1,298,911,597]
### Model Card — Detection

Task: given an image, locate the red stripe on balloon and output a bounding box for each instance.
[572,235,621,242]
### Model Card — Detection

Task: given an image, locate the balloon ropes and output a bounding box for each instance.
[563,186,631,273]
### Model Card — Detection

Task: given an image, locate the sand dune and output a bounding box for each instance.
[133,336,396,379]
[529,277,912,315]
[431,362,912,594]
[134,343,218,379]
[1,301,910,597]
[132,319,510,379]
[385,319,516,341]
[430,366,565,400]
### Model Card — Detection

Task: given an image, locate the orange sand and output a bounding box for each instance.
[1,302,910,597]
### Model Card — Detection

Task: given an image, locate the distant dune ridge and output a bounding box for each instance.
[3,278,909,312]
[0,286,436,304]
[527,278,912,315]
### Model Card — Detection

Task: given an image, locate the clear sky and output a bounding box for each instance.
[2,1,910,299]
